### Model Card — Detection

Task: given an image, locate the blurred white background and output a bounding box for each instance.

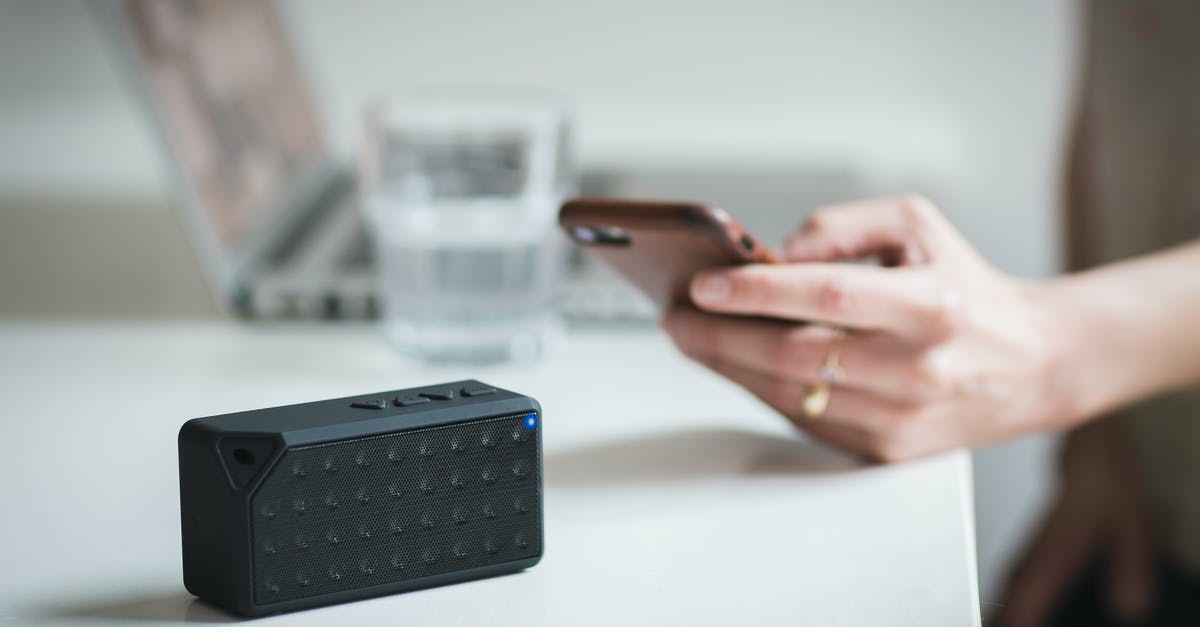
[0,0,1077,607]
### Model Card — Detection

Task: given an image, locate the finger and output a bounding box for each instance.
[663,308,921,403]
[794,420,877,460]
[679,346,912,448]
[689,263,961,340]
[694,352,877,457]
[1105,504,1155,622]
[785,196,931,263]
[784,194,965,264]
[994,497,1104,627]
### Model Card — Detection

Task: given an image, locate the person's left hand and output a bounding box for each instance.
[662,195,1072,462]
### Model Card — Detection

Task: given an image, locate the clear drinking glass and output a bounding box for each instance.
[360,89,574,364]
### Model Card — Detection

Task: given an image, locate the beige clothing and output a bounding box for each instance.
[1076,0,1200,574]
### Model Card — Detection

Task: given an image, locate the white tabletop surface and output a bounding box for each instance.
[0,322,979,626]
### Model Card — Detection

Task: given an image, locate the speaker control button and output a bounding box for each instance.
[393,395,430,407]
[461,384,496,397]
[419,389,455,401]
[350,399,385,410]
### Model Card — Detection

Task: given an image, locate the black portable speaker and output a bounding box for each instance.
[178,380,543,616]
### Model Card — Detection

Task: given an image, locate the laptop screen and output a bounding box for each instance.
[116,0,325,252]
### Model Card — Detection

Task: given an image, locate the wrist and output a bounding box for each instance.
[1022,275,1109,427]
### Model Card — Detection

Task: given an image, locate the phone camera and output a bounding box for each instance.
[571,226,598,243]
[571,225,631,247]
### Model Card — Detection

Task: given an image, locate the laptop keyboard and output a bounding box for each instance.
[338,225,374,269]
[261,201,653,323]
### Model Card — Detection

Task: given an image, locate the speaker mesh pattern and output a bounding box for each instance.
[249,413,541,605]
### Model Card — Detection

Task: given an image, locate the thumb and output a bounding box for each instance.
[785,195,935,265]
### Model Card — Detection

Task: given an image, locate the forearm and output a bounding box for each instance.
[1037,240,1200,424]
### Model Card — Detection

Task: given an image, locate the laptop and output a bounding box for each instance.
[97,0,662,323]
[97,0,377,319]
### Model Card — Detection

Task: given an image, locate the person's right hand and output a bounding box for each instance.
[662,195,1073,462]
[992,418,1156,626]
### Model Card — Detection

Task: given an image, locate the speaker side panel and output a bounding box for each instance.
[179,420,257,612]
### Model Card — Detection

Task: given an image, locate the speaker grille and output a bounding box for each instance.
[249,413,542,604]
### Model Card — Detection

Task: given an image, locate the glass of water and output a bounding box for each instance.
[360,89,574,364]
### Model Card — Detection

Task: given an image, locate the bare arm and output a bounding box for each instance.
[1040,241,1200,424]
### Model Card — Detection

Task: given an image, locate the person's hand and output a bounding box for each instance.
[662,194,1075,461]
[992,418,1155,626]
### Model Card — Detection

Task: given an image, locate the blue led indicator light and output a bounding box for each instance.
[523,413,538,431]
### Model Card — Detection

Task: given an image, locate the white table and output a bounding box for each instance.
[0,323,979,626]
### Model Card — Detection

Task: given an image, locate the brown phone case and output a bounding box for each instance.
[559,197,778,309]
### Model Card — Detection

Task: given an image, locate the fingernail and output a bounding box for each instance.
[694,274,731,303]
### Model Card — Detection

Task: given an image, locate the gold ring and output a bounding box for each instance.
[801,330,845,419]
[801,382,831,419]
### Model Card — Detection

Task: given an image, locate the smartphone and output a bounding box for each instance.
[559,197,778,309]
